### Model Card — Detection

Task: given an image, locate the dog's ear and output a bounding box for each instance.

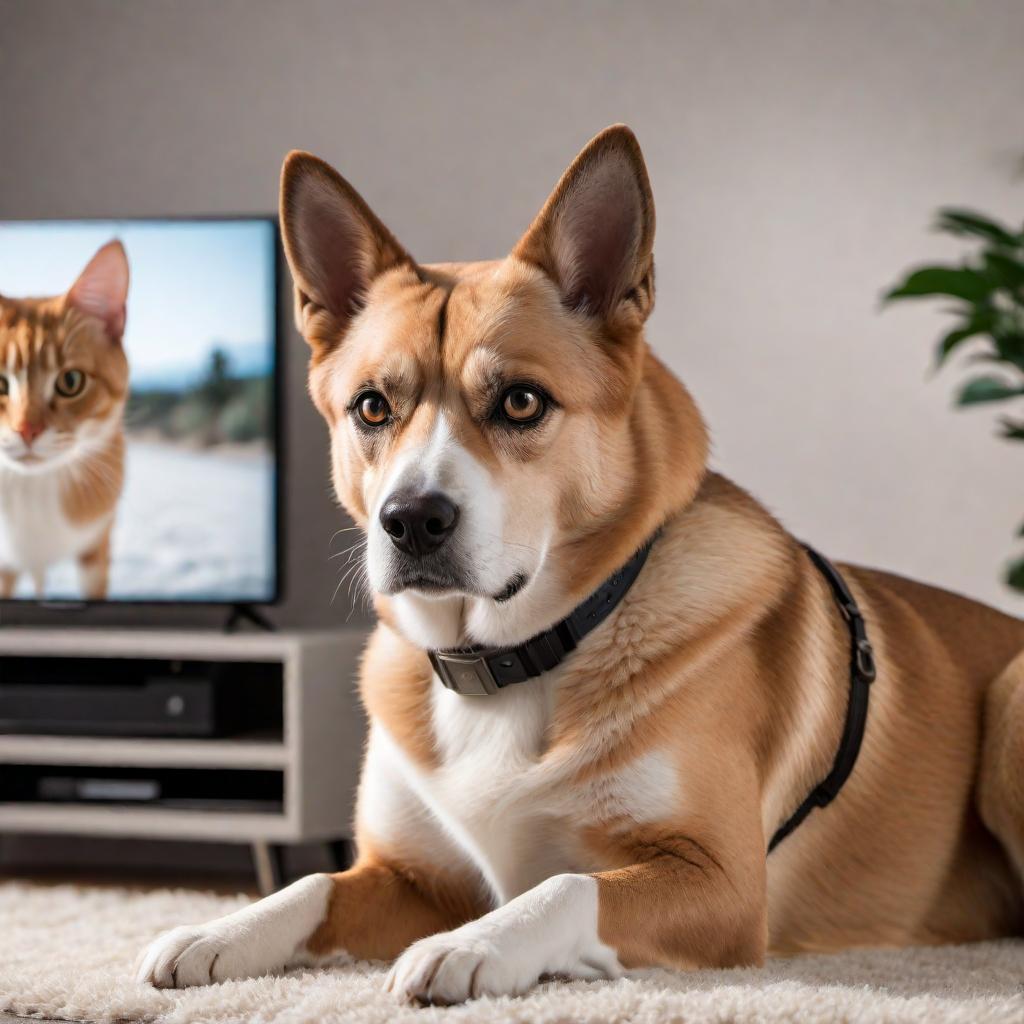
[280,151,413,353]
[513,125,655,324]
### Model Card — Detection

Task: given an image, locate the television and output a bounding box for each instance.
[0,218,281,605]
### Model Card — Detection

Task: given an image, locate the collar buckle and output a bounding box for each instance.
[429,650,501,696]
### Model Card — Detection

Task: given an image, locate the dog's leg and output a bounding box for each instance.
[386,873,620,1004]
[136,873,333,988]
[138,724,485,989]
[388,826,766,1005]
[137,859,478,988]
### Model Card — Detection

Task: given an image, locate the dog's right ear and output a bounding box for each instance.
[279,152,412,354]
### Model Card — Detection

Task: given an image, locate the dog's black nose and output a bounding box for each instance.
[380,492,460,557]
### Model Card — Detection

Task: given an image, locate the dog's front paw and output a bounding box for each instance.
[135,874,335,988]
[135,920,275,988]
[387,876,621,1004]
[386,931,532,1004]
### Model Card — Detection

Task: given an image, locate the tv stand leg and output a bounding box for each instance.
[252,840,285,895]
[328,838,354,872]
[225,604,275,633]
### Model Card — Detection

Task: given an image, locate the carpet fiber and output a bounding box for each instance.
[2,881,1023,1023]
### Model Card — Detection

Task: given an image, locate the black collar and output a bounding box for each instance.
[768,544,876,852]
[429,535,657,696]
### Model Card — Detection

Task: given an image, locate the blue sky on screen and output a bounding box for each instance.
[0,220,275,386]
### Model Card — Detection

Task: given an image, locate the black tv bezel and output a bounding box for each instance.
[0,213,286,611]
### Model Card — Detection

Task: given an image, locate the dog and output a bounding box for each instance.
[137,125,1024,1004]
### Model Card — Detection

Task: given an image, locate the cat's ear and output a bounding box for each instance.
[66,240,129,341]
[280,151,413,352]
[512,125,655,324]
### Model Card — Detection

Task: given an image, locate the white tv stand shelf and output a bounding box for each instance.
[0,628,367,893]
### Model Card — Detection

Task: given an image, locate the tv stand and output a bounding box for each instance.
[0,628,366,894]
[224,604,276,633]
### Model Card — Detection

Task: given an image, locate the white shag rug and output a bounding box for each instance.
[2,882,1024,1024]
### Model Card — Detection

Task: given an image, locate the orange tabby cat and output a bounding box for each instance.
[0,241,130,600]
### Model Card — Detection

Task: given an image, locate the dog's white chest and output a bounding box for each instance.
[363,668,681,908]
[370,675,677,907]
[425,678,576,902]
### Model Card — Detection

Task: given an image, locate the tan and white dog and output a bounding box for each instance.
[138,126,1024,1004]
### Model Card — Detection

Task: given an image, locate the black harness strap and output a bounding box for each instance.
[768,545,877,853]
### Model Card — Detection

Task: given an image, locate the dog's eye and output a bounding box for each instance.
[500,386,545,424]
[355,391,391,426]
[55,369,87,398]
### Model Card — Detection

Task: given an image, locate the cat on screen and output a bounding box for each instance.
[0,241,130,600]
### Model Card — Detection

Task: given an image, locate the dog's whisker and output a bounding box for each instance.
[331,556,367,607]
[328,525,364,548]
[329,540,368,562]
[345,562,373,622]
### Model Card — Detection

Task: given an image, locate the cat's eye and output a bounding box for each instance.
[500,386,546,424]
[55,369,87,398]
[354,390,391,427]
[0,376,8,397]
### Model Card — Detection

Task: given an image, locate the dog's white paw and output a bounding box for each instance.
[386,874,622,1004]
[386,931,523,1004]
[135,921,268,988]
[135,874,334,989]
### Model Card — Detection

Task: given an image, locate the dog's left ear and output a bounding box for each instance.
[513,124,655,324]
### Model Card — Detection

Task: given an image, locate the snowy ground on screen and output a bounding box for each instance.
[16,440,275,602]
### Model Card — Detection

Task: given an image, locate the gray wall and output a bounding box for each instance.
[1,0,1022,626]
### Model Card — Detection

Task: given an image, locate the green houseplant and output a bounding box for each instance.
[885,208,1024,593]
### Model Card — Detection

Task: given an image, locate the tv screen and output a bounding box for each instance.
[0,218,279,604]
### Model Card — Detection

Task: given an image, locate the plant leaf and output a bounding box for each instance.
[935,309,998,366]
[937,328,981,365]
[1006,555,1024,593]
[956,375,1024,406]
[983,251,1024,289]
[936,208,1023,249]
[999,417,1024,441]
[991,330,1024,371]
[885,266,995,303]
